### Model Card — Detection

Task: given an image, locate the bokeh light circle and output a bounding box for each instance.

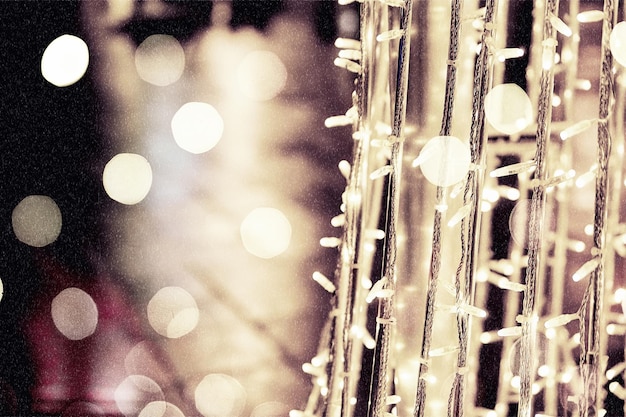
[418,136,471,187]
[236,50,288,101]
[0,278,3,303]
[509,199,556,249]
[41,34,89,87]
[610,21,626,67]
[147,286,199,338]
[12,195,62,247]
[51,287,98,340]
[124,341,163,379]
[485,84,534,135]
[171,102,224,154]
[135,34,185,86]
[114,375,164,417]
[508,333,548,378]
[240,207,292,259]
[103,153,153,205]
[195,374,247,417]
[138,401,185,417]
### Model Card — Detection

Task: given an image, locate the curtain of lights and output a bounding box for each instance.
[298,0,626,416]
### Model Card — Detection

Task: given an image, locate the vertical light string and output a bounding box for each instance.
[518,1,559,416]
[322,2,391,417]
[413,2,464,416]
[299,2,626,416]
[610,24,626,417]
[448,1,497,416]
[579,0,617,415]
[367,1,413,416]
[544,2,578,414]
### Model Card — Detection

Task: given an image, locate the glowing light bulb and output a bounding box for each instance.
[610,21,626,67]
[135,34,185,86]
[41,34,89,87]
[485,84,533,135]
[577,10,605,23]
[240,207,292,258]
[147,286,199,338]
[102,153,153,205]
[171,102,224,154]
[12,195,62,247]
[312,271,336,293]
[195,374,246,417]
[572,256,600,282]
[447,204,472,227]
[51,287,98,340]
[418,136,471,187]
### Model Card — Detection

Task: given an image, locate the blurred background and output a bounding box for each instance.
[0,1,357,415]
[0,1,622,416]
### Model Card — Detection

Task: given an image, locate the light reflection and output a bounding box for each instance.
[41,34,89,87]
[147,286,200,339]
[135,35,185,87]
[171,102,224,154]
[12,195,62,247]
[240,207,292,259]
[51,287,98,341]
[195,374,247,417]
[103,153,153,205]
[236,50,288,101]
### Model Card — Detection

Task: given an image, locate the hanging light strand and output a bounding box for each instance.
[518,1,560,416]
[447,1,498,416]
[368,2,413,417]
[578,0,617,415]
[413,1,464,416]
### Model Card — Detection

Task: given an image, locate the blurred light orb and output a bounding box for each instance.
[0,278,3,303]
[240,207,292,259]
[103,153,153,205]
[509,333,548,377]
[12,195,62,247]
[236,50,287,101]
[51,287,98,340]
[138,401,185,417]
[485,83,533,135]
[195,374,247,417]
[419,136,471,187]
[135,34,185,86]
[124,341,162,378]
[115,375,164,417]
[171,102,224,154]
[41,34,89,87]
[610,21,626,67]
[147,286,199,338]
